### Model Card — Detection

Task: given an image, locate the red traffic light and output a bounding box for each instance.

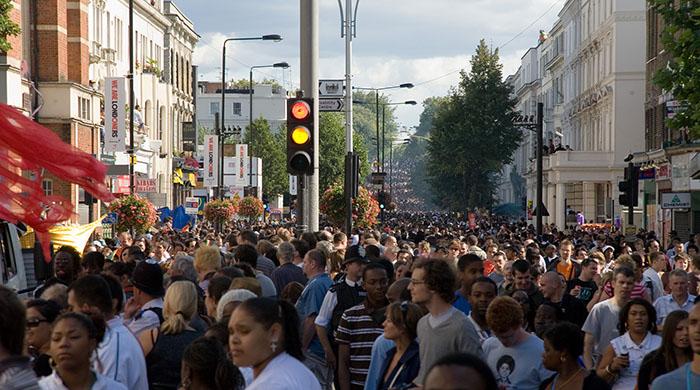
[290,101,311,120]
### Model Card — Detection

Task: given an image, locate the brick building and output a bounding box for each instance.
[0,0,198,224]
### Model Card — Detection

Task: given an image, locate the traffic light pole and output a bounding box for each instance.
[536,102,543,237]
[342,0,355,236]
[627,161,634,226]
[300,0,319,232]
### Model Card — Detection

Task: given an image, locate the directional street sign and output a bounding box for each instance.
[319,79,344,97]
[319,98,345,112]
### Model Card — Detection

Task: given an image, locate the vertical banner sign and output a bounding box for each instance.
[236,144,248,184]
[104,77,126,152]
[203,135,219,188]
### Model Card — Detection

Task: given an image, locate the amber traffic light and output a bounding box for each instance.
[287,98,314,175]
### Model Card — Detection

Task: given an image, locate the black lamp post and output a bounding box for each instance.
[353,83,414,174]
[219,34,282,199]
[248,62,289,195]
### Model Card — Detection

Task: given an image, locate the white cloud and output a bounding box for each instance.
[181,0,562,125]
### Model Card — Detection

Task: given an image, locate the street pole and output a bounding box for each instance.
[300,0,319,232]
[342,0,354,236]
[249,68,254,195]
[128,0,134,195]
[536,102,543,236]
[390,143,393,198]
[627,161,634,225]
[220,42,227,200]
[375,90,380,171]
[381,105,386,171]
[220,37,282,200]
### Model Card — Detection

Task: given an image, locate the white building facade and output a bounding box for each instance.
[88,0,198,208]
[196,82,288,137]
[503,0,646,229]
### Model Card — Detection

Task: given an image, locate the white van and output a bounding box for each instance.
[0,220,28,292]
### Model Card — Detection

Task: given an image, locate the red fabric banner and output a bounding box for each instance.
[0,104,114,261]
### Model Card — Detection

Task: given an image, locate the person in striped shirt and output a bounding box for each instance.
[335,263,390,390]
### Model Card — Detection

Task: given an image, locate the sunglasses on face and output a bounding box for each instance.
[26,318,50,328]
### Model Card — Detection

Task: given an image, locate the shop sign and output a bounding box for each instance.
[639,168,655,180]
[656,163,671,181]
[660,192,691,209]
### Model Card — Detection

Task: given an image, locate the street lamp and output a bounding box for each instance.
[219,34,282,199]
[248,61,289,194]
[382,101,416,171]
[353,83,414,173]
[389,138,410,200]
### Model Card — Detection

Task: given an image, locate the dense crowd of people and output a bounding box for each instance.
[1,214,700,390]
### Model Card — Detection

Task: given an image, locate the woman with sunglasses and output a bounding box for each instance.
[25,299,62,377]
[39,312,126,389]
[378,301,425,390]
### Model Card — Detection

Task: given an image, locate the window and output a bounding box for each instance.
[210,102,220,114]
[233,102,242,116]
[42,179,53,196]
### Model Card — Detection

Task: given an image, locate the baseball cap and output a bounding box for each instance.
[131,259,165,297]
[343,244,370,265]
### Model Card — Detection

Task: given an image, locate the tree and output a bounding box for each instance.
[402,97,447,208]
[426,39,521,210]
[0,0,20,53]
[650,0,700,139]
[351,91,399,169]
[243,117,287,197]
[318,112,370,190]
[229,78,283,91]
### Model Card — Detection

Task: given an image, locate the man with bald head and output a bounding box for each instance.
[538,271,588,327]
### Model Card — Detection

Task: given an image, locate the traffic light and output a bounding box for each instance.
[377,190,392,210]
[287,98,314,175]
[618,165,639,207]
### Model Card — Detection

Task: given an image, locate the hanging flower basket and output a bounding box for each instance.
[238,196,264,221]
[320,183,379,229]
[204,198,238,224]
[108,194,158,234]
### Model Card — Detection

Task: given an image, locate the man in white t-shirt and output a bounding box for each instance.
[483,296,553,390]
[582,266,635,369]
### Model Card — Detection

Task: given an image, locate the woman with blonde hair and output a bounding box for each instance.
[139,281,203,389]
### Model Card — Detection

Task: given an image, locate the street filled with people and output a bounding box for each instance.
[1,214,700,390]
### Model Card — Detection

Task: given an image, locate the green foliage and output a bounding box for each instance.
[230,78,283,90]
[204,198,238,224]
[403,97,447,208]
[243,117,287,198]
[0,0,20,53]
[238,196,264,221]
[426,39,521,210]
[351,91,399,168]
[320,184,379,228]
[650,0,700,139]
[108,195,158,234]
[318,112,371,190]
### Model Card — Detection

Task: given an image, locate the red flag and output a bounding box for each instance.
[0,104,114,260]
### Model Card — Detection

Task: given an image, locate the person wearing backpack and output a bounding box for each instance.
[124,260,165,336]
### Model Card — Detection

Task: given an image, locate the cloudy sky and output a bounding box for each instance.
[177,0,563,126]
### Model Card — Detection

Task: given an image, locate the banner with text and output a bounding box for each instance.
[204,135,219,188]
[236,144,248,184]
[104,77,126,152]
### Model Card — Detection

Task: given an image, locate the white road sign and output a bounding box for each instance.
[319,98,345,112]
[319,79,344,97]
